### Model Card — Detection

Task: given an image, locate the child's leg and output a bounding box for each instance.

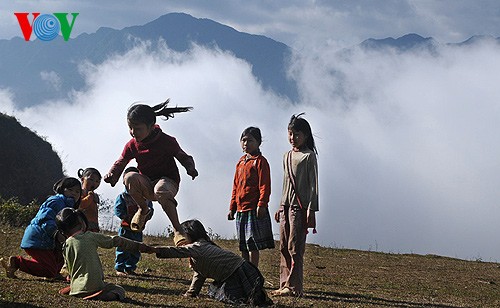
[249,250,260,267]
[125,231,143,272]
[115,227,129,273]
[281,206,307,295]
[154,178,181,232]
[16,248,64,278]
[124,172,155,231]
[278,207,292,290]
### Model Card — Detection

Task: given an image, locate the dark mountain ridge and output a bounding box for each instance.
[0,113,64,203]
[0,12,296,108]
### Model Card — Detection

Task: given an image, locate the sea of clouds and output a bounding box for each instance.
[2,39,500,261]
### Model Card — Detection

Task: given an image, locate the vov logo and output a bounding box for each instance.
[14,13,79,41]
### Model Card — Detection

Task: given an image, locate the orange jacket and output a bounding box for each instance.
[229,153,271,212]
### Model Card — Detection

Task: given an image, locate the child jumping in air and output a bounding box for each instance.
[228,127,274,267]
[78,167,102,232]
[104,99,198,246]
[55,207,151,301]
[114,166,154,276]
[152,219,272,306]
[1,177,82,279]
[272,113,319,297]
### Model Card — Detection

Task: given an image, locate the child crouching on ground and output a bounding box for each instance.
[153,219,272,306]
[114,166,154,276]
[55,207,152,301]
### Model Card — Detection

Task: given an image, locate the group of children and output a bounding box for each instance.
[0,100,319,305]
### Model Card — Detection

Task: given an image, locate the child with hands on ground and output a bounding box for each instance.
[151,219,272,306]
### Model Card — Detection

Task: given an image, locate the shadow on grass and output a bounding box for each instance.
[121,282,185,296]
[305,290,463,308]
[0,301,40,308]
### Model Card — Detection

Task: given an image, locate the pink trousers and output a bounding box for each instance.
[278,205,307,295]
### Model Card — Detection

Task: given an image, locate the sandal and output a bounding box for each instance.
[271,287,300,297]
[173,233,188,247]
[130,209,150,231]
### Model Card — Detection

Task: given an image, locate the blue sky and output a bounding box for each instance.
[1,1,500,48]
[3,1,500,261]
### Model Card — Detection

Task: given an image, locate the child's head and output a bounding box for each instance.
[53,177,82,207]
[78,168,102,192]
[240,126,262,155]
[56,207,88,236]
[288,113,317,154]
[180,219,211,243]
[126,99,193,142]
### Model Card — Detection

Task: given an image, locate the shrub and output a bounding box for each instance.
[0,196,39,227]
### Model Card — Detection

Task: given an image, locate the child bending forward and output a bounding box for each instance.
[154,219,272,306]
[56,207,150,301]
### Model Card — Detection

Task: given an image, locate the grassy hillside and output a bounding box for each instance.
[1,224,500,307]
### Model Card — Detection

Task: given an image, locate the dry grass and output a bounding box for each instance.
[1,224,500,307]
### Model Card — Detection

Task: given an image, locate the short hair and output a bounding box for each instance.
[240,126,262,145]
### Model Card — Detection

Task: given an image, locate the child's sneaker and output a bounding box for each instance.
[0,256,18,278]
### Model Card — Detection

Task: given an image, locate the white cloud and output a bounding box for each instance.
[3,34,500,261]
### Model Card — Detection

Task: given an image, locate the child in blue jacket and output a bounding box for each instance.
[114,167,154,275]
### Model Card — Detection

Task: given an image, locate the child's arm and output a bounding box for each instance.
[114,194,127,220]
[104,144,134,186]
[175,149,198,180]
[256,157,271,219]
[184,271,206,297]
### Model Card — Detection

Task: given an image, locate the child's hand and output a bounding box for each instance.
[187,168,198,180]
[227,210,235,220]
[256,206,267,219]
[103,172,117,186]
[274,209,281,223]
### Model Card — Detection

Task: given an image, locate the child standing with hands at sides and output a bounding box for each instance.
[78,167,102,232]
[153,219,272,306]
[114,166,154,276]
[104,99,198,246]
[228,127,274,267]
[272,113,319,297]
[55,207,152,301]
[1,177,82,279]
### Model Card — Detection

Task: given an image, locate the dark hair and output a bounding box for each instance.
[56,207,88,236]
[53,177,82,207]
[124,166,140,175]
[180,219,214,244]
[288,113,317,154]
[240,126,262,145]
[77,167,102,180]
[127,98,193,126]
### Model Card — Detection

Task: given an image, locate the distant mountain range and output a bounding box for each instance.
[0,13,296,108]
[1,13,498,108]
